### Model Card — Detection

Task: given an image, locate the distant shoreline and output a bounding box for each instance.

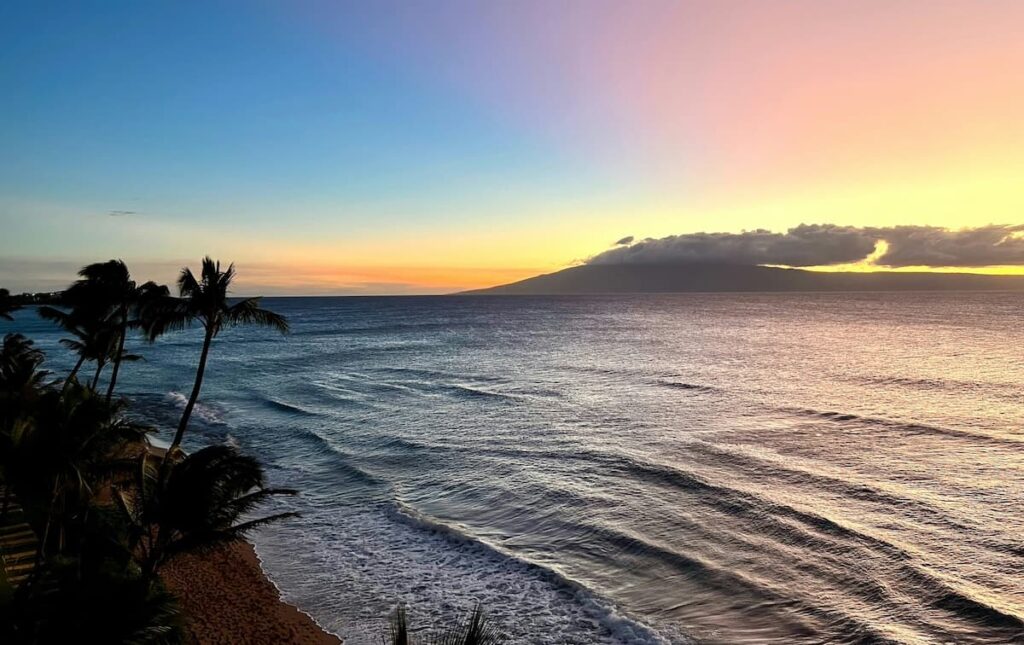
[460,262,1024,296]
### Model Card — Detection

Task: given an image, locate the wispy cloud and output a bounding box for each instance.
[107,210,139,217]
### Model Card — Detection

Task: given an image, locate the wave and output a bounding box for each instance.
[567,520,911,644]
[655,380,717,393]
[307,378,381,408]
[287,427,385,488]
[262,397,320,417]
[784,407,1024,445]
[893,562,1024,634]
[387,490,993,644]
[589,450,1024,638]
[373,366,507,384]
[164,391,226,425]
[442,383,516,401]
[601,452,911,559]
[856,375,957,391]
[349,375,518,402]
[386,499,674,645]
[853,374,1022,399]
[680,440,984,538]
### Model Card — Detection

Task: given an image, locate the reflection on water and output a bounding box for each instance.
[5,292,1023,644]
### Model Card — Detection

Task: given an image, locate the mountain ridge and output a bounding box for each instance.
[459,263,1024,295]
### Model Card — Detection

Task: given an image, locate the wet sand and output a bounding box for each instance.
[162,541,340,644]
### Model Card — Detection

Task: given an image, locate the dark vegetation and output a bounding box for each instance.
[1,260,502,643]
[0,259,292,643]
[387,604,503,645]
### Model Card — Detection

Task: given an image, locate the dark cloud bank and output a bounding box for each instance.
[593,224,1024,268]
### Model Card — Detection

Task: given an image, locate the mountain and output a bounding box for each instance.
[460,263,1024,295]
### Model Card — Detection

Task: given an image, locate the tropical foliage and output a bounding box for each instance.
[39,260,170,401]
[0,288,21,321]
[145,257,289,455]
[0,259,497,644]
[0,258,294,644]
[387,604,504,645]
[117,445,297,581]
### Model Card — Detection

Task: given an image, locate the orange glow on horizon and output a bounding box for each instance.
[227,263,549,295]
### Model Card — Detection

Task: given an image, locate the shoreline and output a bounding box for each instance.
[161,540,341,644]
[249,540,344,643]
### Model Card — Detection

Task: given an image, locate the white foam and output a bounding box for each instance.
[164,390,226,425]
[251,497,681,645]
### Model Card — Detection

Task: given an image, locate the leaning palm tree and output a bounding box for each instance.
[115,444,297,583]
[0,288,21,321]
[147,258,288,454]
[38,307,118,390]
[60,261,170,402]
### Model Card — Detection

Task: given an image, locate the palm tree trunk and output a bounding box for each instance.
[89,360,105,390]
[141,531,166,586]
[170,325,214,452]
[36,478,61,563]
[105,312,128,403]
[63,354,87,392]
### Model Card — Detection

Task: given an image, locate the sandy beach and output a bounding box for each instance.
[162,541,340,645]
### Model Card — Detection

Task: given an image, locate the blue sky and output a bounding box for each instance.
[2,1,1023,293]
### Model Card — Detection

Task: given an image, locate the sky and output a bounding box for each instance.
[2,1,1023,294]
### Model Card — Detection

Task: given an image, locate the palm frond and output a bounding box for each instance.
[218,262,237,298]
[433,606,502,645]
[131,445,299,576]
[77,259,130,283]
[226,511,300,536]
[38,304,73,324]
[59,338,87,352]
[224,298,290,334]
[0,288,18,321]
[383,605,505,645]
[200,257,222,293]
[177,266,201,299]
[226,487,299,516]
[140,296,193,340]
[389,605,411,645]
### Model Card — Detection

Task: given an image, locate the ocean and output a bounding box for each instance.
[4,293,1023,644]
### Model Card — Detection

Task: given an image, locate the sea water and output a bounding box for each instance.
[5,292,1023,644]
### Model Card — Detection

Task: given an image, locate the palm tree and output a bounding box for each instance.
[0,333,49,519]
[18,384,150,557]
[38,307,117,391]
[60,261,170,402]
[0,333,49,429]
[0,334,47,393]
[0,288,21,321]
[386,605,503,645]
[147,258,288,454]
[116,444,296,582]
[8,563,185,645]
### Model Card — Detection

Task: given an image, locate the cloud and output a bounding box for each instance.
[107,210,138,217]
[586,224,1024,268]
[590,224,876,267]
[875,225,1024,267]
[614,235,635,246]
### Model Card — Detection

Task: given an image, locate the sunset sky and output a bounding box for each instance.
[2,1,1024,294]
